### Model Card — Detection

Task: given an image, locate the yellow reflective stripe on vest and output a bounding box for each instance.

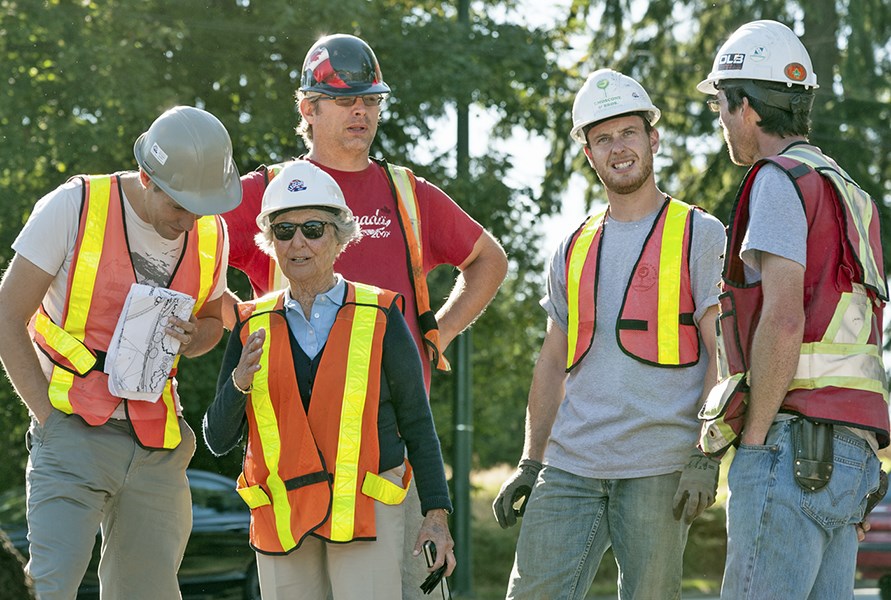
[330,284,379,542]
[159,376,181,447]
[791,341,888,399]
[566,210,606,370]
[34,312,97,374]
[782,147,886,297]
[48,369,75,413]
[49,176,112,411]
[388,166,421,243]
[362,469,410,505]
[250,295,297,550]
[194,216,219,314]
[656,200,688,364]
[67,176,110,336]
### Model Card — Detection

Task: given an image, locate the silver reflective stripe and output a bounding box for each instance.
[791,342,888,399]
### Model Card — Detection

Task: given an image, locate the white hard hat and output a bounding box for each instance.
[134,106,242,215]
[570,69,661,144]
[697,20,819,94]
[256,160,351,229]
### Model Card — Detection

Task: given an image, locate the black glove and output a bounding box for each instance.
[672,451,720,523]
[492,459,542,529]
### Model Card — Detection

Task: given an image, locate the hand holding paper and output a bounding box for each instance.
[105,284,195,402]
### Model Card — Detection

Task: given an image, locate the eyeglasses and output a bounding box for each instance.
[271,220,333,241]
[706,98,721,113]
[312,94,385,107]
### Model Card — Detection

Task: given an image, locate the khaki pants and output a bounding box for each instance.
[401,480,430,599]
[256,466,407,600]
[25,410,195,600]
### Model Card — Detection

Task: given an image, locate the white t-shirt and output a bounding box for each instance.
[13,175,229,414]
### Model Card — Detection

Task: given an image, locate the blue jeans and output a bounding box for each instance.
[722,419,880,599]
[506,465,689,600]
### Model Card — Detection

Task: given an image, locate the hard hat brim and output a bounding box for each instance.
[256,201,352,230]
[299,81,391,97]
[696,78,718,95]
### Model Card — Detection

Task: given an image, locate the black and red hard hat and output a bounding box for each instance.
[299,34,391,97]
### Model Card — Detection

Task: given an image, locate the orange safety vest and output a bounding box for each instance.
[235,282,412,554]
[30,174,224,449]
[699,145,889,455]
[259,159,449,371]
[565,197,700,371]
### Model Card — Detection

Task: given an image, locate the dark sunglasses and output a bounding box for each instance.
[313,94,385,107]
[271,220,333,241]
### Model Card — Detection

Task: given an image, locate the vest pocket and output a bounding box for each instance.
[361,463,411,505]
[236,473,271,509]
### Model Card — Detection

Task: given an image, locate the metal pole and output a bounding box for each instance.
[452,0,473,595]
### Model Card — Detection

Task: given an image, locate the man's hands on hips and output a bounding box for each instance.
[672,451,720,523]
[492,459,542,528]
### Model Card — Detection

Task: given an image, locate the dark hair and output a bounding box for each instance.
[581,111,654,146]
[721,79,813,137]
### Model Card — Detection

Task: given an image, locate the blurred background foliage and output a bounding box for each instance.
[0,0,889,498]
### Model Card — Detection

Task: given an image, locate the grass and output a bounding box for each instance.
[460,464,727,599]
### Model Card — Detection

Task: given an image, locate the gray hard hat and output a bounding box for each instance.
[133,106,242,215]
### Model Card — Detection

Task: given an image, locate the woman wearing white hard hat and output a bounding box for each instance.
[203,159,454,600]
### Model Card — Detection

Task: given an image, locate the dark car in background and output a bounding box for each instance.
[858,490,891,600]
[0,469,259,600]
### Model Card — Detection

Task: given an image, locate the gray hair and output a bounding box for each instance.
[254,207,362,258]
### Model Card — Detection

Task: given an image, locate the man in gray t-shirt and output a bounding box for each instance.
[494,69,725,600]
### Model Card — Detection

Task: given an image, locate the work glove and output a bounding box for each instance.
[492,459,542,529]
[672,451,720,523]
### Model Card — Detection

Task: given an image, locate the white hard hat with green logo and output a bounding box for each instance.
[570,69,661,144]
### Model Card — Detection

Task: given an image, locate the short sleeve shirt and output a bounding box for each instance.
[740,163,807,282]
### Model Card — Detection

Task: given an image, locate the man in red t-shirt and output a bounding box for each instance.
[225,34,506,390]
[223,33,507,599]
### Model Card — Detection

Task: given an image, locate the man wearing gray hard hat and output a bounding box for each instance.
[0,105,241,599]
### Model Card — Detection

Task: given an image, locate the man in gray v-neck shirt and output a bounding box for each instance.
[495,69,725,600]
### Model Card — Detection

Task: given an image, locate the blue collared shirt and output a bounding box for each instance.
[282,275,346,359]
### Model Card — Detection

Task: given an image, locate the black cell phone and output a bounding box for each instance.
[420,541,451,599]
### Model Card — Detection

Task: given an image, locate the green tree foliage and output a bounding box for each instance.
[551,0,891,231]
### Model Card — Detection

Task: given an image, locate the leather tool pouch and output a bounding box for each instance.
[791,418,834,491]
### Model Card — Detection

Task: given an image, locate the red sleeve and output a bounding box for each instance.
[222,169,271,296]
[415,177,484,273]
